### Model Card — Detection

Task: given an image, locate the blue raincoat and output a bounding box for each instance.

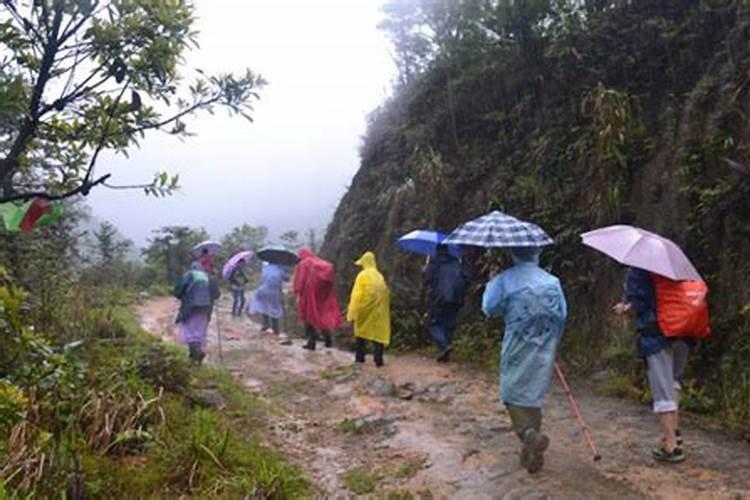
[482,248,567,408]
[249,263,288,319]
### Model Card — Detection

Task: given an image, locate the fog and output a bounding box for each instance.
[88,0,395,247]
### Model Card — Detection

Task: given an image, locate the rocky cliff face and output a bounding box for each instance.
[322,3,750,382]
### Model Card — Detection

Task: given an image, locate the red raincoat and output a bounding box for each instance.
[293,248,343,331]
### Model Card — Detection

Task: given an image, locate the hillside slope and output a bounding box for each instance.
[322,2,750,429]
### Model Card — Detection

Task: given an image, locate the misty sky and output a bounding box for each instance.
[88,0,395,247]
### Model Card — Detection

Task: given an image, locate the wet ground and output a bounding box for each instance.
[137,297,750,499]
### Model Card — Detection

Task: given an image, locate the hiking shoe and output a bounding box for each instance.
[323,335,333,348]
[436,346,453,363]
[520,429,550,474]
[302,343,315,351]
[652,447,685,463]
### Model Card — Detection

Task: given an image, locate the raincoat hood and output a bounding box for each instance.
[355,251,377,270]
[348,251,391,346]
[511,246,541,265]
[298,247,314,260]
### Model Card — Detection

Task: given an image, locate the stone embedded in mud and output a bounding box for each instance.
[192,388,228,409]
[368,377,397,398]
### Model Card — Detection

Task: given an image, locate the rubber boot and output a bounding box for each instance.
[303,324,317,350]
[373,341,384,368]
[355,337,366,363]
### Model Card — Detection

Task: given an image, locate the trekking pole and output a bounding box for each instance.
[216,305,223,363]
[554,362,601,461]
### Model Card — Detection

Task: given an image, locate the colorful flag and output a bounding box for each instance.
[0,198,63,233]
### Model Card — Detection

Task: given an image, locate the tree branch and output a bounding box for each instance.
[0,2,65,193]
[0,173,111,203]
[122,96,222,136]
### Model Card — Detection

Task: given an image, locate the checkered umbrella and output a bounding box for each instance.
[444,210,554,248]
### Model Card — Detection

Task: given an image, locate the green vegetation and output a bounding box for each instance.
[323,0,750,436]
[0,0,264,203]
[0,274,307,498]
[342,467,378,495]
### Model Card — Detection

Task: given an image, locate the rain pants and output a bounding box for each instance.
[294,248,343,331]
[347,252,391,346]
[424,252,467,350]
[482,252,567,408]
[249,263,288,319]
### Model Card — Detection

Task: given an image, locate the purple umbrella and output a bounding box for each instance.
[192,240,222,258]
[222,250,254,280]
[581,225,702,281]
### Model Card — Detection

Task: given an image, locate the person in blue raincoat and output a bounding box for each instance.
[249,262,288,334]
[423,244,468,362]
[482,247,567,474]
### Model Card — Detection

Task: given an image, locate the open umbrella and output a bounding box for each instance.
[257,245,299,267]
[444,210,554,248]
[192,240,222,257]
[581,225,702,281]
[396,230,460,257]
[222,250,254,280]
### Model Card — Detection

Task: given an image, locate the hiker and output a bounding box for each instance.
[229,258,249,316]
[174,261,220,364]
[199,247,214,275]
[249,262,288,334]
[482,247,567,474]
[613,266,689,463]
[294,248,343,350]
[423,244,468,362]
[347,251,391,367]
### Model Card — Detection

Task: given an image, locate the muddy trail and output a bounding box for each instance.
[136,297,750,499]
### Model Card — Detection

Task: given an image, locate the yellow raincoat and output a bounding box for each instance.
[347,252,391,346]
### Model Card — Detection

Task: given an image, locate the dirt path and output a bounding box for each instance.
[136,297,750,500]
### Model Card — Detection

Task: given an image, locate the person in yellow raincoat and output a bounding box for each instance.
[347,251,391,367]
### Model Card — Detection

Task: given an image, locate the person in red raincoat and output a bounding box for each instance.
[294,248,343,350]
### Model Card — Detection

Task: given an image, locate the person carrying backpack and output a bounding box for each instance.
[423,244,468,362]
[294,248,343,350]
[174,261,220,364]
[613,266,706,463]
[347,251,391,367]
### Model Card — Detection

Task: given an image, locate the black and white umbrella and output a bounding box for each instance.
[444,210,554,248]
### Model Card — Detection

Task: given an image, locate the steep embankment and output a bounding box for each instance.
[322,4,750,425]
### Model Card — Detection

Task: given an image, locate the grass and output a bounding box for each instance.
[342,467,378,495]
[320,364,357,380]
[599,372,644,400]
[386,492,415,500]
[1,302,309,499]
[394,458,425,480]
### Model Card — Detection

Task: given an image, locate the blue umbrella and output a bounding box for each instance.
[397,230,461,257]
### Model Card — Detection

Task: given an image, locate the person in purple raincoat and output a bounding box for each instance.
[249,262,288,334]
[174,262,220,364]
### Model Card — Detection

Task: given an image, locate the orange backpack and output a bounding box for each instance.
[650,273,711,339]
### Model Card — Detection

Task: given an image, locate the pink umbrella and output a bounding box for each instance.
[581,225,702,281]
[222,250,254,280]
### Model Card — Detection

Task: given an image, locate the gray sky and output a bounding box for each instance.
[88,0,395,247]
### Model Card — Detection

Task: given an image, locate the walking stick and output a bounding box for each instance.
[554,362,601,461]
[215,305,223,363]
